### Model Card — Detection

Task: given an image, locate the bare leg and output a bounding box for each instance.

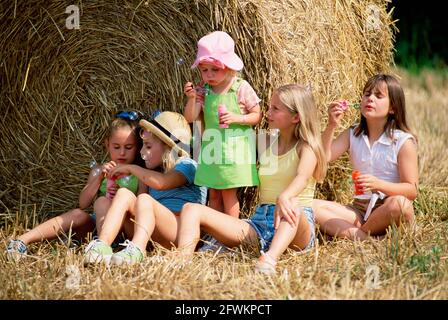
[18,208,94,245]
[208,188,224,213]
[93,196,112,234]
[98,188,137,245]
[313,199,368,241]
[131,193,179,252]
[265,209,312,262]
[361,196,414,235]
[221,188,240,218]
[177,203,258,255]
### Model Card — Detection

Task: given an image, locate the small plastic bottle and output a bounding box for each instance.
[218,104,229,128]
[106,176,118,200]
[352,170,363,195]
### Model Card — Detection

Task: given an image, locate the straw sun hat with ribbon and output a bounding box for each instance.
[139,111,192,157]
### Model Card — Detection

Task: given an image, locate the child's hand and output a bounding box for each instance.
[274,195,298,229]
[109,164,132,179]
[357,174,382,194]
[328,101,346,127]
[184,82,196,99]
[219,110,239,125]
[102,161,117,176]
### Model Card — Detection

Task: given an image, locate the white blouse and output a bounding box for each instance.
[349,126,414,200]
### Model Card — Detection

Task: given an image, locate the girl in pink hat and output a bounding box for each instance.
[183,31,261,219]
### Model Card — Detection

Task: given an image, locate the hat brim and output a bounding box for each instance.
[191,54,243,71]
[139,119,190,157]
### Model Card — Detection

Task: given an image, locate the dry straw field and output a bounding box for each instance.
[1,1,447,299]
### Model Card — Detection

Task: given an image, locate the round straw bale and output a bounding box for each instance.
[0,0,395,217]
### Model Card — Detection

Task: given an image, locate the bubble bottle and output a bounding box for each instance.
[106,176,118,200]
[218,104,229,128]
[352,170,363,195]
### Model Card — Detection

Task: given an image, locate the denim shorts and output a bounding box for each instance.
[245,204,315,252]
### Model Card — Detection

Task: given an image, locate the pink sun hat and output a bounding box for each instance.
[191,31,244,71]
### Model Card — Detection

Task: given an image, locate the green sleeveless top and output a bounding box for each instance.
[98,175,139,196]
[194,77,259,189]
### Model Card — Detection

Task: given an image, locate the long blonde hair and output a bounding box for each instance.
[276,84,327,182]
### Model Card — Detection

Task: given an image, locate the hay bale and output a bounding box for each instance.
[0,0,395,217]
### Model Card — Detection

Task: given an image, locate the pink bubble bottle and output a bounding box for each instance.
[218,104,229,128]
[106,176,118,200]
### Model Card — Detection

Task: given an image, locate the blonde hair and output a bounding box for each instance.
[162,149,187,172]
[275,84,327,182]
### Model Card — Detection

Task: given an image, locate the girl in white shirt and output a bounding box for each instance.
[314,74,418,240]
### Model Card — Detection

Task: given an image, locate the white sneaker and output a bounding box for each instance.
[83,239,113,265]
[198,235,229,253]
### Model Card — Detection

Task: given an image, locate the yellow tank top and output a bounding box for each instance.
[258,141,316,208]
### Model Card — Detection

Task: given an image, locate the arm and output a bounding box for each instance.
[78,161,117,208]
[357,138,418,200]
[110,164,187,191]
[183,82,202,123]
[78,168,105,209]
[322,101,350,162]
[219,104,262,126]
[275,144,317,228]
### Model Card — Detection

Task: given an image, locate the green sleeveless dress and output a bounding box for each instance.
[98,175,139,196]
[194,78,259,189]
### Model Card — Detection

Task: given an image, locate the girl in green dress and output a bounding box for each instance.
[6,111,146,259]
[183,31,261,218]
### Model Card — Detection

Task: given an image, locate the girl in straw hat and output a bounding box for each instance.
[177,84,327,275]
[183,31,261,219]
[314,74,418,240]
[6,112,146,260]
[83,111,207,265]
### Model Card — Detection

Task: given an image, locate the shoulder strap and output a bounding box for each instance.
[229,77,243,93]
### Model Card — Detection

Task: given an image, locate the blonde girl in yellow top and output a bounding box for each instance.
[177,84,327,275]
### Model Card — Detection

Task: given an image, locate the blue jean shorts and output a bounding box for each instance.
[245,204,315,252]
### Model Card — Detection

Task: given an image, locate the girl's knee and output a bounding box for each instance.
[116,187,134,197]
[136,193,154,206]
[95,196,109,205]
[70,208,89,221]
[137,193,152,201]
[181,203,201,216]
[386,196,414,221]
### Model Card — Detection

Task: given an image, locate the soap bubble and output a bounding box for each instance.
[196,87,209,96]
[120,175,131,184]
[89,160,102,177]
[141,148,152,161]
[176,58,185,66]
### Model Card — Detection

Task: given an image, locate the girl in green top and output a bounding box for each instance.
[183,31,261,218]
[6,111,146,259]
